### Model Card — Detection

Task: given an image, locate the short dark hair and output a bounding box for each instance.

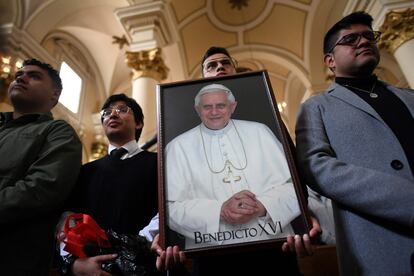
[101,93,144,141]
[22,58,62,92]
[323,11,374,54]
[201,46,232,71]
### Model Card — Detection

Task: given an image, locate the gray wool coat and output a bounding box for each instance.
[295,81,414,276]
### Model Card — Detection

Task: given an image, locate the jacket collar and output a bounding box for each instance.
[327,81,414,122]
[0,112,53,128]
[327,82,381,121]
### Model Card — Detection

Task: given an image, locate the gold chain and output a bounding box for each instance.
[343,81,378,98]
[199,120,248,174]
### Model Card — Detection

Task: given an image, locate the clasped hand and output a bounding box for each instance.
[220,190,266,224]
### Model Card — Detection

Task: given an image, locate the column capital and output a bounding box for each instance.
[378,9,414,54]
[126,47,169,81]
[90,141,108,161]
[115,0,176,51]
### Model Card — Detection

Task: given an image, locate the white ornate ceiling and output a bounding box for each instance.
[0,0,409,150]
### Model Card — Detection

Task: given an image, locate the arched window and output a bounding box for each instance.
[59,61,82,113]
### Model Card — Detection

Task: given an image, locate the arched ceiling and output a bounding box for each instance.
[0,0,348,128]
[1,0,410,153]
[171,0,312,74]
[2,0,339,101]
[166,0,332,105]
[20,0,129,96]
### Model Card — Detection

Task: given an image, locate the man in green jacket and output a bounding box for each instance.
[0,58,82,275]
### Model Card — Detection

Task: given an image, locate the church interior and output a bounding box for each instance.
[1,0,413,275]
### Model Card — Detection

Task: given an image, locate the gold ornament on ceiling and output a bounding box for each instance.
[229,0,249,10]
[378,8,414,54]
[125,48,169,81]
[212,0,267,27]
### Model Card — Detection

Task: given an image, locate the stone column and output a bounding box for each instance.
[126,48,168,145]
[115,0,176,147]
[90,112,108,162]
[379,9,414,88]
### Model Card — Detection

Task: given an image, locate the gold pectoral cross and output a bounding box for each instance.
[223,165,241,184]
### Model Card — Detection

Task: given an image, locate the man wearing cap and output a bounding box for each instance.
[166,83,301,249]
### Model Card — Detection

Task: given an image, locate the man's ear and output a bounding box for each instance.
[194,105,200,116]
[323,53,335,73]
[51,89,61,107]
[135,122,144,130]
[230,101,237,114]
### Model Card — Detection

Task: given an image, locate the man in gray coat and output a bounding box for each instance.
[296,11,414,275]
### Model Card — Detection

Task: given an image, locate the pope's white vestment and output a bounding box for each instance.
[166,119,300,249]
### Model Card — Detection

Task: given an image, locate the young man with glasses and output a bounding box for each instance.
[296,11,414,275]
[200,47,237,77]
[58,94,159,275]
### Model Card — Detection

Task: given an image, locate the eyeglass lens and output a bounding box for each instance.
[339,31,380,45]
[329,31,380,53]
[102,106,129,117]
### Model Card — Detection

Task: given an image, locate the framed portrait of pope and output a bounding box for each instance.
[157,70,310,255]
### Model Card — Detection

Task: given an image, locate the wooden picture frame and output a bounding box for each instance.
[157,70,310,256]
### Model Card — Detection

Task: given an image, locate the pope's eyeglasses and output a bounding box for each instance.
[203,58,235,72]
[328,31,381,53]
[101,105,131,118]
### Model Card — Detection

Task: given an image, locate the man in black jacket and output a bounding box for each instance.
[59,94,158,275]
[0,58,81,275]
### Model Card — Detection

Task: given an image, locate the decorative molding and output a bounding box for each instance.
[41,30,107,106]
[5,26,55,66]
[378,9,414,54]
[126,47,169,81]
[115,0,176,51]
[52,38,92,77]
[343,0,370,16]
[229,0,249,10]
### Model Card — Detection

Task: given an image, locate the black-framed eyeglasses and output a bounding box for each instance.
[328,31,381,53]
[202,57,235,72]
[101,105,131,118]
